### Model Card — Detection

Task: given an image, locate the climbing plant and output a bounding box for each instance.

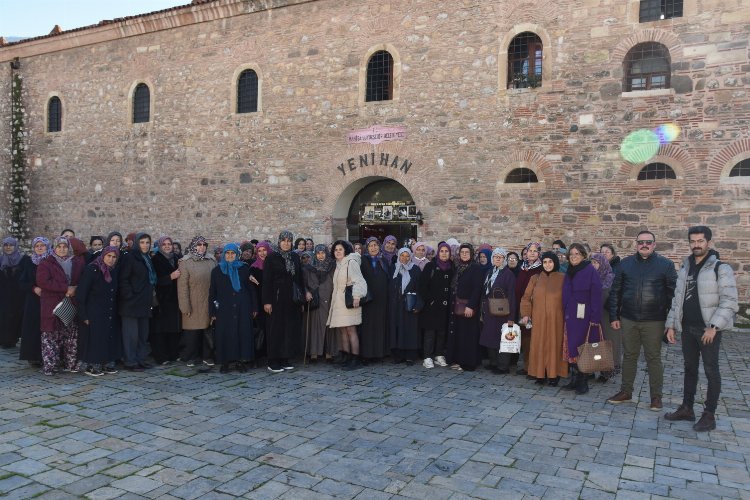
[9,72,29,240]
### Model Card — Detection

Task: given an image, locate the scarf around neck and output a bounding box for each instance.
[94,246,120,283]
[393,248,414,293]
[30,236,51,265]
[219,243,244,292]
[0,236,22,269]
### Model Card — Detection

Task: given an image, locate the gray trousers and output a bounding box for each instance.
[122,316,150,367]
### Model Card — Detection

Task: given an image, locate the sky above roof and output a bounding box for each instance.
[0,0,186,39]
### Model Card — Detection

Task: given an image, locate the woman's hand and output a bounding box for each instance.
[252,312,258,318]
[249,275,259,285]
[170,269,181,280]
[521,316,530,325]
[353,297,360,308]
[306,291,313,302]
[464,307,474,318]
[264,304,272,314]
[83,320,89,325]
[66,286,76,298]
[33,286,42,297]
[507,320,515,327]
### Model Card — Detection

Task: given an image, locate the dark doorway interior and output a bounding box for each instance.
[347,179,418,245]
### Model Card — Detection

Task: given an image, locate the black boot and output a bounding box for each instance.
[344,355,362,371]
[575,371,589,395]
[563,364,578,390]
[336,351,349,366]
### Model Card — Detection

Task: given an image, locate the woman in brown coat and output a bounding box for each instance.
[520,251,567,386]
[177,236,216,367]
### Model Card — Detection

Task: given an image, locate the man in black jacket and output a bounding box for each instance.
[606,230,677,410]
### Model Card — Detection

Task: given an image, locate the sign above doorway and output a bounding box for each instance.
[346,125,407,145]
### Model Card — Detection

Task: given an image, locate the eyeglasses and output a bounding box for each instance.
[636,239,654,245]
[196,243,208,247]
[508,257,518,261]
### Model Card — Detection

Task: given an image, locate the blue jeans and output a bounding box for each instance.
[122,316,150,366]
[681,324,722,413]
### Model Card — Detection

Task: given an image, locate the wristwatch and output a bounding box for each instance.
[709,324,719,331]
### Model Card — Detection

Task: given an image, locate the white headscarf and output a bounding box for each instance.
[393,247,414,293]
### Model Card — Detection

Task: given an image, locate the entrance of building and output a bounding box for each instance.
[346,179,418,245]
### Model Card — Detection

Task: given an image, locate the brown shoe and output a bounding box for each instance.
[664,404,696,421]
[650,396,663,411]
[693,411,716,432]
[607,391,632,404]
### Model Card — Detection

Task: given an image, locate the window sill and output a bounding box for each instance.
[621,88,674,98]
[720,177,750,185]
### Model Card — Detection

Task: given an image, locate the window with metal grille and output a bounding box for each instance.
[639,0,683,22]
[729,159,750,177]
[637,162,676,180]
[507,32,543,89]
[624,42,670,91]
[237,69,258,113]
[366,51,393,102]
[48,96,62,132]
[505,168,539,183]
[133,83,150,123]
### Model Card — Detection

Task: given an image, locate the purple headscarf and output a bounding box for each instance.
[94,246,120,283]
[410,241,428,270]
[590,252,615,289]
[30,236,51,265]
[381,235,398,263]
[0,237,22,269]
[435,242,453,271]
[250,241,273,270]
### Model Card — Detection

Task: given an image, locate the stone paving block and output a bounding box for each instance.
[3,481,49,498]
[86,486,127,500]
[0,474,32,493]
[109,475,163,495]
[31,469,80,487]
[621,465,654,481]
[497,477,548,497]
[60,473,113,496]
[1,457,50,475]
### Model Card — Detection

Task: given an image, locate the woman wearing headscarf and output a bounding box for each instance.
[327,240,368,370]
[599,243,620,276]
[388,248,423,364]
[512,242,544,375]
[506,251,521,277]
[0,236,26,348]
[381,235,398,265]
[107,231,125,252]
[87,236,104,264]
[209,243,257,373]
[302,244,335,361]
[561,244,603,394]
[590,252,618,381]
[37,237,85,375]
[249,241,272,360]
[419,242,454,369]
[479,248,517,373]
[476,247,493,275]
[239,241,255,265]
[520,251,567,385]
[77,246,121,376]
[151,236,182,365]
[263,231,304,373]
[446,243,484,371]
[177,236,217,368]
[18,237,50,364]
[359,237,390,362]
[300,250,314,268]
[118,232,157,371]
[410,241,429,270]
[294,238,307,253]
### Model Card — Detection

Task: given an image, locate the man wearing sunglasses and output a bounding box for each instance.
[606,230,677,410]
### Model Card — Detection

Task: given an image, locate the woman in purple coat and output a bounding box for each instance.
[562,243,603,395]
[479,248,516,373]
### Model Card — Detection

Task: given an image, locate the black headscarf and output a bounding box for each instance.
[540,251,560,275]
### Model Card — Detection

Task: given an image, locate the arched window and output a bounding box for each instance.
[366,50,393,102]
[48,96,62,132]
[507,32,543,89]
[624,42,670,91]
[133,83,150,123]
[729,159,750,177]
[637,162,676,180]
[237,69,258,113]
[639,0,683,22]
[505,168,539,183]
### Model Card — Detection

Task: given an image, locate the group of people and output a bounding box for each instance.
[0,225,738,432]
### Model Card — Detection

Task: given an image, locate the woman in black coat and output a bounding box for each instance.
[388,248,423,364]
[77,246,122,376]
[118,232,156,371]
[359,237,390,361]
[150,236,181,365]
[18,237,50,364]
[479,248,517,373]
[209,243,256,373]
[418,242,454,369]
[446,243,484,371]
[0,236,25,348]
[262,231,304,373]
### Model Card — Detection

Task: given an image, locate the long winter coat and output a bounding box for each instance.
[562,263,603,359]
[302,263,335,357]
[418,260,454,332]
[447,262,484,369]
[479,266,517,350]
[209,264,256,363]
[521,271,567,379]
[327,253,368,328]
[0,259,24,347]
[152,252,181,333]
[18,256,41,361]
[77,262,121,364]
[36,255,85,333]
[177,256,216,330]
[360,254,390,358]
[118,251,155,318]
[388,265,422,351]
[262,251,304,359]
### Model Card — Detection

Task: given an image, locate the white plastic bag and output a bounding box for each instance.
[499,323,522,354]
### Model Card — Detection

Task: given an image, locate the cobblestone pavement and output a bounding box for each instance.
[1,333,749,499]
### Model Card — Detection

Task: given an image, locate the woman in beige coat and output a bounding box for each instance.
[177,236,216,367]
[327,240,367,370]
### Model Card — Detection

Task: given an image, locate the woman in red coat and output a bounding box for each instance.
[36,237,85,375]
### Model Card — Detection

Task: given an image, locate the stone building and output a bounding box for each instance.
[1,0,749,300]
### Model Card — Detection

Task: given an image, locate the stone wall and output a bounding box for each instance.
[0,0,749,299]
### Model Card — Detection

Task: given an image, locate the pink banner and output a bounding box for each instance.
[347,125,407,145]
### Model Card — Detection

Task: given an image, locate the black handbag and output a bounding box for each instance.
[405,292,418,312]
[345,263,372,309]
[292,281,307,306]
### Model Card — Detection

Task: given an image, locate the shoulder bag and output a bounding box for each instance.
[453,297,469,316]
[345,262,372,309]
[488,288,510,316]
[577,322,614,374]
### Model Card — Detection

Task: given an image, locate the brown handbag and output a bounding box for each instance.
[577,323,614,374]
[488,288,510,316]
[453,298,469,316]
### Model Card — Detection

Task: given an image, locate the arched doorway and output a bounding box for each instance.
[332,176,420,244]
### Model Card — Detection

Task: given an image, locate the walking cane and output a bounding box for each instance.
[304,305,310,367]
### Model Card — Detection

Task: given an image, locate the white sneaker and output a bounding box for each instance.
[423,358,434,369]
[434,356,448,367]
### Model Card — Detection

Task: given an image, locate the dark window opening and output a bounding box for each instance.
[366,51,393,102]
[729,159,750,177]
[624,42,671,91]
[237,69,258,113]
[507,32,543,89]
[133,83,150,123]
[637,162,676,180]
[48,96,62,132]
[505,168,539,183]
[639,0,683,22]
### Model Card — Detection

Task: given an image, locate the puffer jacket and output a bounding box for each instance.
[608,251,677,322]
[665,253,738,333]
